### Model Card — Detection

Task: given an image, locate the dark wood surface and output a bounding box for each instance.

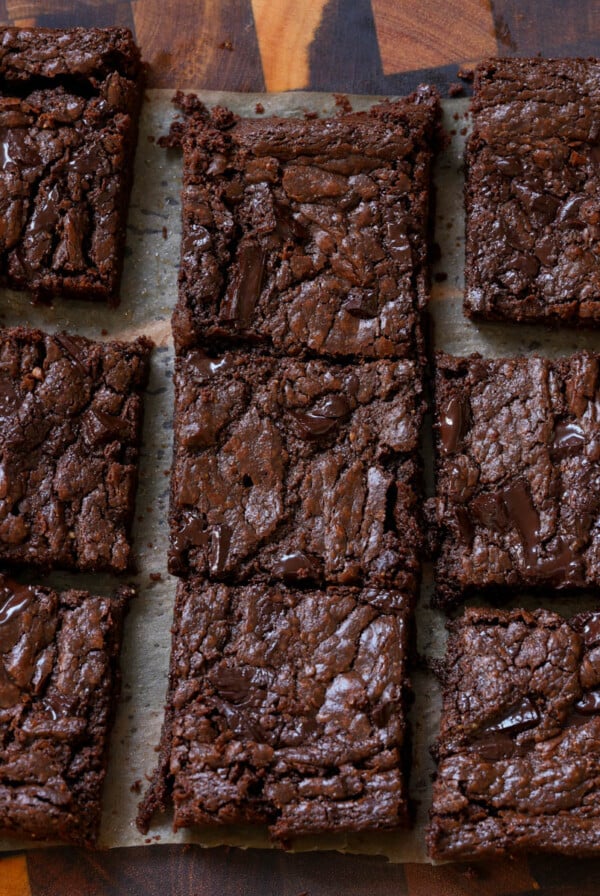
[0,1,599,893]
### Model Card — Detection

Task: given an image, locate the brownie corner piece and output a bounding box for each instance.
[0,576,133,846]
[137,579,412,840]
[432,350,600,607]
[428,605,600,859]
[168,349,424,589]
[465,57,600,325]
[171,89,440,359]
[0,327,152,574]
[0,26,143,302]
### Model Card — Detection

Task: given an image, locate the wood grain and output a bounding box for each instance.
[252,0,328,90]
[0,855,31,896]
[132,0,264,90]
[405,858,536,896]
[372,0,497,74]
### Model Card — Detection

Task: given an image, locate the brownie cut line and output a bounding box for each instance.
[0,326,152,573]
[0,576,132,847]
[428,606,600,859]
[431,351,600,607]
[465,57,600,325]
[0,26,143,302]
[137,579,412,841]
[166,88,440,359]
[169,349,424,590]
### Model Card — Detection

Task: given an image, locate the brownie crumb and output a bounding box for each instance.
[458,65,474,81]
[255,102,265,114]
[333,93,353,113]
[448,83,464,97]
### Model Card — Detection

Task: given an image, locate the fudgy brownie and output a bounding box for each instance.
[0,576,132,846]
[137,579,412,841]
[428,606,600,859]
[169,349,423,590]
[166,89,440,359]
[431,351,600,607]
[0,327,152,573]
[465,58,600,324]
[0,27,142,302]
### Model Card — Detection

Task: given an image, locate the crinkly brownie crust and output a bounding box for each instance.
[465,58,600,324]
[428,606,600,859]
[0,327,152,573]
[169,349,424,590]
[137,580,412,841]
[0,577,132,846]
[168,89,440,359]
[431,351,600,607]
[0,27,143,301]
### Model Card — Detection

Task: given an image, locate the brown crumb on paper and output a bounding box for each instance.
[333,93,352,113]
[255,102,265,114]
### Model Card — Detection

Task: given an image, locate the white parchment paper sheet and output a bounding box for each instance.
[0,90,598,861]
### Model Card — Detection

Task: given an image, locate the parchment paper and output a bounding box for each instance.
[0,90,598,862]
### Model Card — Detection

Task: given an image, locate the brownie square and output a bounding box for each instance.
[169,350,423,590]
[428,606,600,859]
[465,58,600,325]
[0,576,132,846]
[431,351,600,607]
[137,579,412,840]
[168,89,440,359]
[0,27,142,302]
[0,327,152,573]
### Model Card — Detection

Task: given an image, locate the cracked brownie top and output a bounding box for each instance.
[169,349,423,589]
[137,579,412,841]
[428,606,600,859]
[0,326,151,573]
[167,89,440,359]
[431,351,600,607]
[0,27,142,301]
[465,58,600,325]
[0,576,132,846]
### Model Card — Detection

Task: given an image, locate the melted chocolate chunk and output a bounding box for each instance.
[553,421,585,456]
[272,551,323,583]
[484,696,540,735]
[440,396,469,454]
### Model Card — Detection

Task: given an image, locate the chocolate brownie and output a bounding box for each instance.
[431,351,600,607]
[428,606,600,859]
[0,327,152,573]
[169,349,423,590]
[0,576,132,846]
[0,27,142,302]
[465,58,600,324]
[137,579,412,841]
[166,89,440,359]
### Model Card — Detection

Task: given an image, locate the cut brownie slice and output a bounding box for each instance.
[0,576,132,846]
[169,349,423,590]
[137,579,412,841]
[428,606,600,859]
[167,89,440,359]
[431,351,600,607]
[0,327,152,573]
[465,58,600,325]
[0,27,143,302]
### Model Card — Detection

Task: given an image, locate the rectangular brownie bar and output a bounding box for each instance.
[431,351,600,607]
[0,576,132,846]
[0,27,143,302]
[137,579,412,841]
[0,326,152,573]
[168,89,440,359]
[428,606,600,859]
[465,58,600,325]
[169,349,423,590]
